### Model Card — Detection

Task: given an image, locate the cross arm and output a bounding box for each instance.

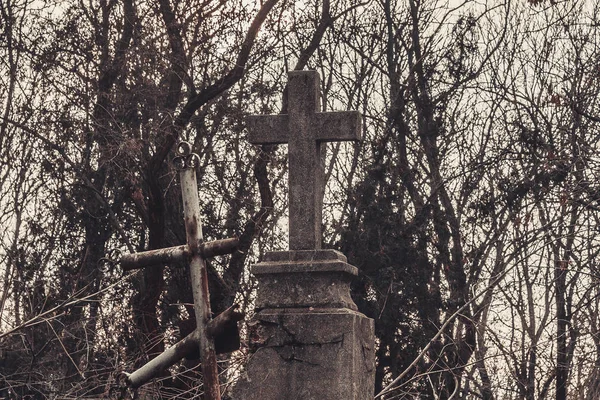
[120,238,239,271]
[121,244,189,271]
[123,304,244,389]
[124,327,200,388]
[247,114,289,145]
[314,111,362,142]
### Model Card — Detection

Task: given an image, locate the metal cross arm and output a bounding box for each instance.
[247,70,362,250]
[120,238,238,271]
[124,304,244,389]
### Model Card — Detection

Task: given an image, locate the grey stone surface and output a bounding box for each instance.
[253,250,356,274]
[253,250,358,310]
[233,309,375,400]
[247,71,362,250]
[232,250,375,400]
[261,249,348,263]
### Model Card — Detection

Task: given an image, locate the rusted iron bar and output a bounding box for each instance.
[201,237,239,259]
[120,244,189,271]
[180,166,221,400]
[125,329,200,388]
[124,304,244,388]
[120,238,238,271]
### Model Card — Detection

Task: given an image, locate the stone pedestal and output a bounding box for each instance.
[233,250,375,400]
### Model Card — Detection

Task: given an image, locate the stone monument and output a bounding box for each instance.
[233,71,375,399]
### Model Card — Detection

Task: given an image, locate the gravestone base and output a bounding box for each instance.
[232,250,375,400]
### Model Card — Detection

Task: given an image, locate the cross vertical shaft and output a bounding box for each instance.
[287,72,324,251]
[180,166,220,400]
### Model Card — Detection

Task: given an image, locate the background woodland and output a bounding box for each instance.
[1,0,600,399]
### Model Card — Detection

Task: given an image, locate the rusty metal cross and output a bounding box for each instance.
[120,142,239,400]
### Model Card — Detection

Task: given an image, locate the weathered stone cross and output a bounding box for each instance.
[119,142,240,400]
[247,70,362,250]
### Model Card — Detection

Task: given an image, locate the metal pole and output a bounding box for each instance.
[180,166,221,400]
[123,304,243,388]
[121,244,189,271]
[125,329,200,388]
[120,238,238,271]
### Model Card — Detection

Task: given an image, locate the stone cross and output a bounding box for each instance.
[119,142,240,399]
[247,70,362,250]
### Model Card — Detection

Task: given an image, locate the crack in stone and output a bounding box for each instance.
[276,315,345,347]
[278,352,321,366]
